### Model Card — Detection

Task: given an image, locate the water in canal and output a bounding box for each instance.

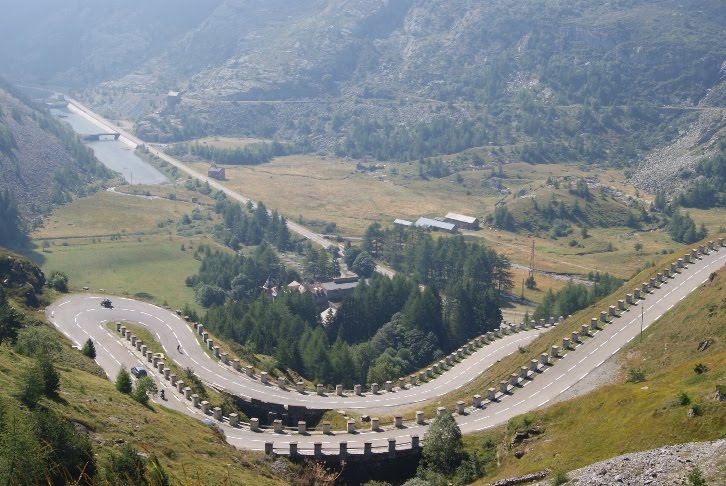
[50,107,168,185]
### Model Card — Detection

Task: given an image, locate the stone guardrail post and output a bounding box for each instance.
[473,394,482,408]
[120,326,126,337]
[563,337,570,349]
[399,377,406,389]
[213,407,222,421]
[140,344,147,356]
[176,380,185,393]
[229,413,239,427]
[600,311,607,323]
[265,442,273,455]
[289,442,297,456]
[316,383,324,395]
[170,374,177,387]
[250,418,259,432]
[488,388,496,400]
[388,438,396,457]
[202,332,208,342]
[184,387,192,400]
[412,435,420,449]
[274,419,283,433]
[394,416,403,427]
[416,411,425,424]
[581,324,589,336]
[520,366,529,379]
[346,420,355,433]
[298,421,306,434]
[499,381,508,394]
[456,401,465,414]
[626,293,633,305]
[437,407,447,417]
[339,442,347,457]
[246,366,254,377]
[371,418,379,431]
[364,442,372,456]
[277,377,286,389]
[116,322,122,332]
[192,394,199,407]
[617,300,625,311]
[201,401,209,414]
[590,318,598,330]
[260,372,268,385]
[207,339,213,350]
[571,331,579,344]
[232,359,240,371]
[354,384,362,395]
[297,382,305,393]
[336,384,343,396]
[385,381,393,392]
[314,443,322,459]
[322,422,331,434]
[371,383,380,394]
[530,359,539,372]
[213,346,220,358]
[510,373,519,386]
[540,353,549,365]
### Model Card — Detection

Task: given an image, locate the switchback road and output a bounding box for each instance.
[47,244,725,454]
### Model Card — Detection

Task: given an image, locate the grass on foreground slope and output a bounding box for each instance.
[464,261,726,484]
[0,341,286,486]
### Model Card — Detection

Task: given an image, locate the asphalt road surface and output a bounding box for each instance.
[47,246,725,454]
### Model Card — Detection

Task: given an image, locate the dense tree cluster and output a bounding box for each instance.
[186,244,297,307]
[678,151,726,209]
[168,140,297,166]
[197,226,510,386]
[212,195,292,251]
[532,272,623,322]
[667,210,707,244]
[0,190,23,247]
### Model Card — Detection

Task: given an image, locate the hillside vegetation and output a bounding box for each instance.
[0,247,293,485]
[462,261,726,484]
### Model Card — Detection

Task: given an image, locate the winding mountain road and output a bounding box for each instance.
[46,244,725,454]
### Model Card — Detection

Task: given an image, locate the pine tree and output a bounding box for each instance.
[81,338,96,359]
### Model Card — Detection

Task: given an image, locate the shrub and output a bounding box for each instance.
[37,354,60,397]
[687,465,707,486]
[676,392,691,406]
[694,363,709,374]
[132,376,157,405]
[116,368,132,394]
[626,368,646,383]
[17,365,44,407]
[47,271,69,292]
[552,471,569,485]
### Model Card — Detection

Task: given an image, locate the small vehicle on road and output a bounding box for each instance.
[101,299,113,308]
[130,366,147,378]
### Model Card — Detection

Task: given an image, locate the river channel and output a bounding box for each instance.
[50,107,168,185]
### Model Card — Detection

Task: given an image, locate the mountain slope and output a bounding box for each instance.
[0,79,112,228]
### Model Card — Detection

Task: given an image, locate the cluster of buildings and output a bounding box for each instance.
[394,212,480,233]
[264,276,362,326]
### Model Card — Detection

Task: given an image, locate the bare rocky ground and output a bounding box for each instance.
[629,108,726,195]
[532,439,726,486]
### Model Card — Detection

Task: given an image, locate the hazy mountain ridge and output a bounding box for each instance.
[2,0,724,166]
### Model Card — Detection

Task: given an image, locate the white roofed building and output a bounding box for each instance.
[444,212,479,230]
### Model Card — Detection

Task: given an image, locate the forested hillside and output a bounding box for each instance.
[0,78,112,235]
